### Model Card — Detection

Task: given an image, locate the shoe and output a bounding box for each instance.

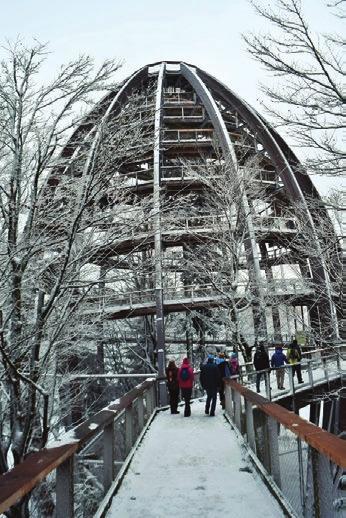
[210,413,215,417]
[205,409,209,415]
[256,389,260,393]
[172,411,180,414]
[298,380,304,384]
[279,386,285,390]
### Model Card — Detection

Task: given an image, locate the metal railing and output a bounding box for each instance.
[163,128,214,144]
[163,91,196,104]
[0,379,157,518]
[161,213,297,234]
[238,348,344,402]
[224,378,346,517]
[80,279,315,313]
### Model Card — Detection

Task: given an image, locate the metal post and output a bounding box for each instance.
[137,395,144,431]
[56,456,74,518]
[267,416,281,488]
[125,405,134,454]
[265,370,271,401]
[103,421,115,492]
[245,399,256,453]
[288,366,294,395]
[307,361,314,388]
[322,358,329,383]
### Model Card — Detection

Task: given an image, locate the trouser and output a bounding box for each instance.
[168,388,179,413]
[181,388,192,417]
[292,363,303,383]
[219,380,225,409]
[276,368,285,389]
[206,388,217,415]
[256,371,265,392]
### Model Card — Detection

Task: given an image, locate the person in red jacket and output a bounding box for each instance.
[178,357,194,417]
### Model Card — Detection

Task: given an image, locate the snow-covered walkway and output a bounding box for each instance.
[107,400,284,518]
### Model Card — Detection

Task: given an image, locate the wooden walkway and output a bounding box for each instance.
[106,400,284,518]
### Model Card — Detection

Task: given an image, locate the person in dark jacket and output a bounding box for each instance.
[178,358,194,417]
[253,342,270,393]
[217,352,229,409]
[271,345,288,390]
[200,357,222,416]
[166,360,180,414]
[287,339,304,383]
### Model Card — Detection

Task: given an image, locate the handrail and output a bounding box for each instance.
[224,378,346,468]
[0,378,156,515]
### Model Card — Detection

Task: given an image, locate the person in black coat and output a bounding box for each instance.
[200,357,222,416]
[217,352,229,409]
[166,360,180,414]
[253,342,270,393]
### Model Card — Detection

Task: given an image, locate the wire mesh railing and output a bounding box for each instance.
[224,379,346,518]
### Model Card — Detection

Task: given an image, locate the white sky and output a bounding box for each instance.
[1,0,343,195]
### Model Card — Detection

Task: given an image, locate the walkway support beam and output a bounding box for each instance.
[180,63,267,339]
[153,62,167,406]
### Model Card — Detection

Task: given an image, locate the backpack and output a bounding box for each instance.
[180,367,191,381]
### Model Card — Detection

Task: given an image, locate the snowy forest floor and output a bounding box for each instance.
[107,399,284,518]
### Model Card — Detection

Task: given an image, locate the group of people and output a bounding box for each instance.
[253,339,304,392]
[165,339,304,418]
[165,352,240,418]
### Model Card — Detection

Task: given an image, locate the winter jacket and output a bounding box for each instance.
[254,347,270,371]
[270,348,288,368]
[178,358,194,389]
[287,342,302,365]
[230,358,240,376]
[166,363,179,391]
[200,359,222,390]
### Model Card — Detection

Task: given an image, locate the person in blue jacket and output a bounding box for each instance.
[271,345,288,390]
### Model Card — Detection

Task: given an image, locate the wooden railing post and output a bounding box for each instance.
[125,405,134,454]
[145,387,153,418]
[103,421,115,492]
[233,389,241,431]
[137,395,144,431]
[56,456,74,518]
[225,384,232,418]
[245,399,256,453]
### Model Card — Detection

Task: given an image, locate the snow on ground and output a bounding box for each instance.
[107,399,284,518]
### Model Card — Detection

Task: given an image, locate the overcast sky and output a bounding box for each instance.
[1,0,343,194]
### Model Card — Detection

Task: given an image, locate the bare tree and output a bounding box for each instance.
[243,0,345,176]
[0,40,155,517]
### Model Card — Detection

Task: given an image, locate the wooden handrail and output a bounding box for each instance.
[0,378,156,514]
[225,379,346,468]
